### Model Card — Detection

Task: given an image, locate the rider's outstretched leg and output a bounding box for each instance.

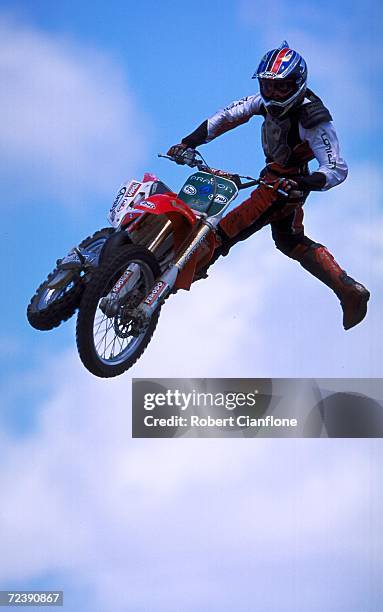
[193,184,279,281]
[271,215,370,330]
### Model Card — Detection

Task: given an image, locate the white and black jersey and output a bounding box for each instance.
[182,90,348,191]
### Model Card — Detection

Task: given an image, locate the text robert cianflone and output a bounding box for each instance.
[143,415,298,428]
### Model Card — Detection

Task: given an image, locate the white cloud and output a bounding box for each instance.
[0,16,149,205]
[0,350,382,611]
[237,0,377,135]
[136,238,274,377]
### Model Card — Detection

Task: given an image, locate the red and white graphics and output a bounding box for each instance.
[108,178,155,228]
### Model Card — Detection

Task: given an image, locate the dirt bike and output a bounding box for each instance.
[27,149,288,377]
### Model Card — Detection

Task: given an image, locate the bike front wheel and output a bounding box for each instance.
[76,245,162,377]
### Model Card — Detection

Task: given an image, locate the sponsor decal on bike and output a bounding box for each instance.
[111,269,134,294]
[191,175,234,194]
[110,181,143,220]
[144,281,168,306]
[198,184,213,195]
[111,186,127,212]
[208,193,228,203]
[115,198,131,214]
[126,180,142,198]
[183,184,197,196]
[138,200,156,210]
[181,235,207,265]
[192,176,214,184]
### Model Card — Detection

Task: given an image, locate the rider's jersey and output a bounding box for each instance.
[204,93,348,191]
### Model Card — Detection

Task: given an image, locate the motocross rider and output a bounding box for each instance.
[167,41,370,330]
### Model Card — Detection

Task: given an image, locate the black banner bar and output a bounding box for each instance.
[132,378,383,438]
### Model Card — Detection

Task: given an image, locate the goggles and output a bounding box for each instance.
[259,78,298,102]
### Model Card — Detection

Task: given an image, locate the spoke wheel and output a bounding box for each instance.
[27,228,114,331]
[76,245,161,377]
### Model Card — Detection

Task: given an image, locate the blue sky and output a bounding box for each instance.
[1,1,382,610]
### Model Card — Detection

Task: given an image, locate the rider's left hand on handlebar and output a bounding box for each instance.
[167,143,188,158]
[166,143,197,166]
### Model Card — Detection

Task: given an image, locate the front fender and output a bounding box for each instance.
[136,193,197,226]
[134,193,198,255]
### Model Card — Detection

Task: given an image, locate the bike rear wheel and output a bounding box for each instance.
[27,228,114,331]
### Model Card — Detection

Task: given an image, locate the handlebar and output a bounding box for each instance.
[158,153,255,189]
[158,153,203,169]
[158,150,289,197]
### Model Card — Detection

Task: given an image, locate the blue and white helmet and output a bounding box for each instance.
[253,41,307,117]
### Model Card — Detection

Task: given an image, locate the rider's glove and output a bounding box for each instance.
[167,144,197,167]
[167,143,188,157]
[270,178,304,202]
[272,178,298,194]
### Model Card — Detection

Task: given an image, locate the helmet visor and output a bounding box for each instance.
[259,78,298,102]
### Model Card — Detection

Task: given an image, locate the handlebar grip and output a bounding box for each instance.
[276,188,289,197]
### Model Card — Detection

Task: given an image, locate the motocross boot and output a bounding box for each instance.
[292,243,370,330]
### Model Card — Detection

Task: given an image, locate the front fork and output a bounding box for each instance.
[100,262,141,316]
[136,220,215,322]
[102,220,215,330]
